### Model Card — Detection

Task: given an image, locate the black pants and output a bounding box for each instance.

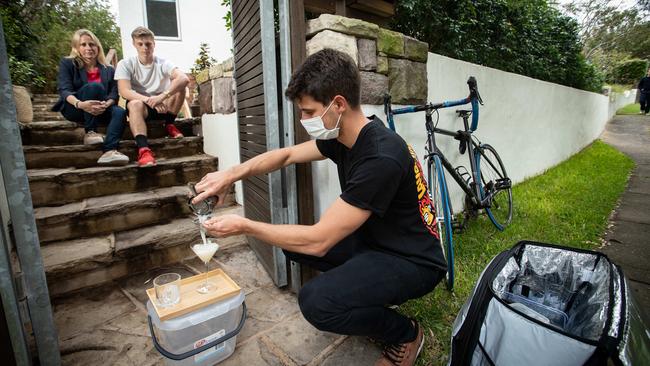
[640,92,649,114]
[60,83,126,151]
[284,234,443,345]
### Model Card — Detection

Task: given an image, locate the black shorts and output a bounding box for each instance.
[125,100,171,122]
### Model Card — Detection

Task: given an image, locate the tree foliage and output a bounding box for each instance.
[391,0,603,92]
[611,59,648,84]
[190,42,217,76]
[1,0,122,92]
[564,0,650,84]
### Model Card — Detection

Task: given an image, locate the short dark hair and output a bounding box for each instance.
[285,48,360,108]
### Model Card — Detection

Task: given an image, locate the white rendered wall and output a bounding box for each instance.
[313,52,628,218]
[117,0,232,72]
[201,113,243,205]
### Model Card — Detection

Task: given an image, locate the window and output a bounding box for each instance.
[144,0,180,39]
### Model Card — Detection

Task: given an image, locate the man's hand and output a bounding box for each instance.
[145,94,166,109]
[203,214,249,238]
[192,170,233,206]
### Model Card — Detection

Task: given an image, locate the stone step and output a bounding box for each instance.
[33,93,58,100]
[43,205,248,297]
[33,111,66,121]
[24,136,204,169]
[28,154,218,207]
[32,104,56,112]
[32,96,59,105]
[34,185,236,243]
[21,117,201,145]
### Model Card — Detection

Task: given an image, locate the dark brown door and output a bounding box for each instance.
[232,0,288,286]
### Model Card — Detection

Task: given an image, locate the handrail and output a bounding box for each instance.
[105,48,118,68]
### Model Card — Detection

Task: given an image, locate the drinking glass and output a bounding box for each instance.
[154,273,181,307]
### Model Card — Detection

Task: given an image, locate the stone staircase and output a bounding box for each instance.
[23,94,247,297]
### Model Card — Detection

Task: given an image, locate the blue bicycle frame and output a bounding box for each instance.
[384,77,492,210]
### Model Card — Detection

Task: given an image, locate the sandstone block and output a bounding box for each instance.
[360,72,389,105]
[377,28,404,58]
[377,55,388,75]
[195,69,210,85]
[212,78,236,114]
[306,30,358,65]
[357,38,377,71]
[222,57,234,72]
[199,81,213,115]
[404,36,429,62]
[388,58,428,104]
[306,14,379,39]
[208,63,223,80]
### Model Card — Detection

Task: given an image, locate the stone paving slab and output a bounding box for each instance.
[236,285,301,344]
[602,220,650,282]
[600,115,650,324]
[262,314,341,365]
[321,336,382,366]
[53,285,136,342]
[214,245,276,292]
[52,241,382,366]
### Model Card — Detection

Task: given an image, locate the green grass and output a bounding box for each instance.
[617,103,641,115]
[401,140,634,366]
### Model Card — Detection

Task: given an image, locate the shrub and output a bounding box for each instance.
[8,55,46,89]
[391,0,604,92]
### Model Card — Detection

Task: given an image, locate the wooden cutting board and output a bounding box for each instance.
[147,268,241,321]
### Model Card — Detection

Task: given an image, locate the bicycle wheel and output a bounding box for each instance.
[475,144,513,230]
[428,155,455,290]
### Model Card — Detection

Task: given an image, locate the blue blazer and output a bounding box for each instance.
[52,58,119,112]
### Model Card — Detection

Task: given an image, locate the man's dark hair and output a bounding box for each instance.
[285,48,361,108]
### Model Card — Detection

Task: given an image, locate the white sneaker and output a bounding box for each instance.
[97,150,129,165]
[84,131,105,145]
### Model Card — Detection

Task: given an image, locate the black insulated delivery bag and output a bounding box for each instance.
[448,240,649,366]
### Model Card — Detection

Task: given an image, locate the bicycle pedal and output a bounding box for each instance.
[495,178,511,190]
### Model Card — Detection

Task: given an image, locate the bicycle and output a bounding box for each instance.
[383,77,513,290]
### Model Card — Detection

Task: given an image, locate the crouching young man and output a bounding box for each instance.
[114,26,189,167]
[193,49,446,366]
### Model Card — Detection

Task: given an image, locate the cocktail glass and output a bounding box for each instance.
[191,241,220,294]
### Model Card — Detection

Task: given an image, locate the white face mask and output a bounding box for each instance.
[301,100,342,140]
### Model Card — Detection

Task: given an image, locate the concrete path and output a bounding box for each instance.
[53,243,381,365]
[600,114,650,325]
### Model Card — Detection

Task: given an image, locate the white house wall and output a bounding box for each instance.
[117,0,232,72]
[312,52,625,220]
[199,50,634,220]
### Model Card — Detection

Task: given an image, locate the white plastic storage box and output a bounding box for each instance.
[147,291,246,366]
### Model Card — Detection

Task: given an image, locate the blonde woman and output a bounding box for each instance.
[52,29,129,165]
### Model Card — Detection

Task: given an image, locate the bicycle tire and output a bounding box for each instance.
[475,144,513,230]
[429,155,455,290]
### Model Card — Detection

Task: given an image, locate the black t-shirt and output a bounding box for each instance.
[316,116,447,270]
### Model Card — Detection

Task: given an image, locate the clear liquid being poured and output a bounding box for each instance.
[197,214,210,246]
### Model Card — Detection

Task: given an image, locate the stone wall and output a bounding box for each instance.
[195,58,236,115]
[306,14,429,105]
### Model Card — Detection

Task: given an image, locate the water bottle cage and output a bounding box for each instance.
[455,166,472,185]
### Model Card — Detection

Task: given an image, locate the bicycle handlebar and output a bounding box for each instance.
[384,76,484,131]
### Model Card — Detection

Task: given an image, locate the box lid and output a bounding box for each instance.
[146,268,241,322]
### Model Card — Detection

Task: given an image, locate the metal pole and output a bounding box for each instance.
[0,168,30,366]
[0,19,61,366]
[278,0,302,293]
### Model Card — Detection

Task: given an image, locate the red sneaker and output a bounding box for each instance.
[166,124,184,139]
[137,147,156,167]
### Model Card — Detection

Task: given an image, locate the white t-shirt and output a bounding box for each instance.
[114,56,177,97]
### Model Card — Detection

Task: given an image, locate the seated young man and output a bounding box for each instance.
[192,49,446,366]
[114,26,190,167]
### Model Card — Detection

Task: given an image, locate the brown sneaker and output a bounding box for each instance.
[374,321,424,366]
